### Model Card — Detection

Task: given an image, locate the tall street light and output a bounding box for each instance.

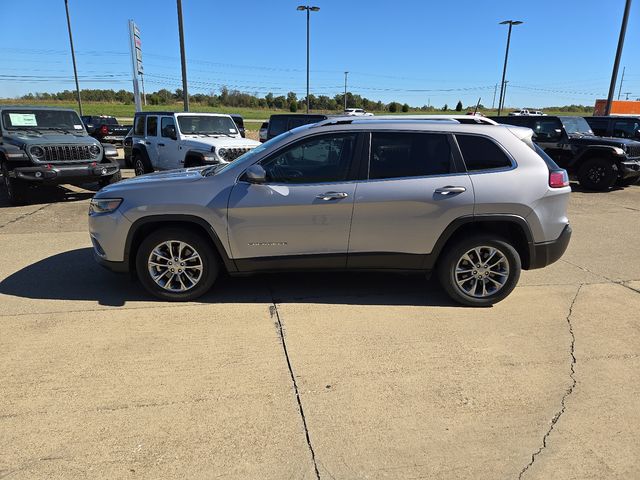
[297,5,320,113]
[605,0,632,115]
[497,19,522,115]
[344,71,349,111]
[64,0,82,116]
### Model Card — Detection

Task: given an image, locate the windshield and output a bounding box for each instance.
[1,109,84,131]
[202,131,294,176]
[561,116,593,135]
[177,115,238,135]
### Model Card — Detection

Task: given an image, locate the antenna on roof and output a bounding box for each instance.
[473,97,481,115]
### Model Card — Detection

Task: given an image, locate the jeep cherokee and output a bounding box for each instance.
[89,117,572,307]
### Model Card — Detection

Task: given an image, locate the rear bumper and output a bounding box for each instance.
[11,161,119,184]
[529,224,572,269]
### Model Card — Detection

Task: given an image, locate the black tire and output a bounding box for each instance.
[437,235,521,307]
[98,169,122,188]
[132,152,152,176]
[135,228,219,301]
[577,158,618,191]
[2,162,28,206]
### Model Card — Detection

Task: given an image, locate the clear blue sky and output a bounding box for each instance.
[1,0,638,108]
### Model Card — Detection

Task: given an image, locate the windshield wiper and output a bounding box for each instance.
[42,127,76,134]
[11,127,43,135]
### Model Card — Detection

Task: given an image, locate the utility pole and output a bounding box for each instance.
[606,0,632,115]
[617,66,626,100]
[176,0,189,112]
[492,83,498,109]
[344,71,349,111]
[497,20,523,115]
[64,0,83,116]
[501,81,509,111]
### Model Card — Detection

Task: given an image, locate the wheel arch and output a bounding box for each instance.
[124,215,236,275]
[427,215,534,270]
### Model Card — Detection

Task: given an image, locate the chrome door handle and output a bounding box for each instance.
[316,192,349,201]
[434,186,466,195]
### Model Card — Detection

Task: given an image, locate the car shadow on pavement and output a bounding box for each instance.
[0,184,95,208]
[0,248,458,308]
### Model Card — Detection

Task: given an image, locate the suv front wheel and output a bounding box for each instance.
[136,228,219,301]
[438,235,521,307]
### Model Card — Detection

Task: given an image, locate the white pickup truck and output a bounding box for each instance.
[130,112,260,175]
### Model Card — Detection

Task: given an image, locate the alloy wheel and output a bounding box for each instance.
[454,246,510,298]
[147,240,203,292]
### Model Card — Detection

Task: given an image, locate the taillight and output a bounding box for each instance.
[100,125,109,135]
[549,169,569,188]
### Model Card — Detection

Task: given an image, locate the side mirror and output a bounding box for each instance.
[244,164,267,184]
[163,125,177,140]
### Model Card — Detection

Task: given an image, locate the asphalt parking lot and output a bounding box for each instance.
[1,165,639,479]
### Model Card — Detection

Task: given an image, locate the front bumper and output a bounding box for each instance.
[620,158,640,178]
[529,224,572,269]
[11,161,119,184]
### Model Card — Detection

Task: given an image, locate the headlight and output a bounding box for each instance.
[218,148,227,159]
[29,146,45,159]
[89,144,101,157]
[89,198,122,214]
[612,147,625,156]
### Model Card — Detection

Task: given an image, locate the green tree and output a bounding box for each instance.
[442,103,449,111]
[402,103,409,113]
[455,100,463,112]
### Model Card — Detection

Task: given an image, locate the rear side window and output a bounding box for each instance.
[369,132,453,179]
[613,119,640,139]
[133,116,145,136]
[268,116,288,137]
[146,116,158,137]
[456,135,513,171]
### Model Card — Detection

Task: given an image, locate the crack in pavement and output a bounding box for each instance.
[518,284,582,480]
[0,203,52,230]
[267,285,321,480]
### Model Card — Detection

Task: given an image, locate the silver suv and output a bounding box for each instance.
[89,117,572,306]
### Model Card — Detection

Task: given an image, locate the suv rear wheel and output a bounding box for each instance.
[438,235,521,307]
[577,158,618,191]
[136,228,219,301]
[132,153,152,176]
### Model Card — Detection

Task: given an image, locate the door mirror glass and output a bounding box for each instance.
[244,164,267,184]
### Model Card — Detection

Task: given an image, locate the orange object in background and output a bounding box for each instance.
[593,99,640,116]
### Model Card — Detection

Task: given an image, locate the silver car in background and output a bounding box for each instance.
[89,117,571,306]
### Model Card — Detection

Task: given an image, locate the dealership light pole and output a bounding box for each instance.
[497,19,522,116]
[64,0,83,116]
[617,66,626,100]
[177,0,189,112]
[297,5,320,113]
[344,71,349,111]
[606,0,632,115]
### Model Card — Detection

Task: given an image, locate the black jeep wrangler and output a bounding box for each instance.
[0,106,121,205]
[493,115,640,190]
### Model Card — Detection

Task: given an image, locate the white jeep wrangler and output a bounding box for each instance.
[130,112,260,175]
